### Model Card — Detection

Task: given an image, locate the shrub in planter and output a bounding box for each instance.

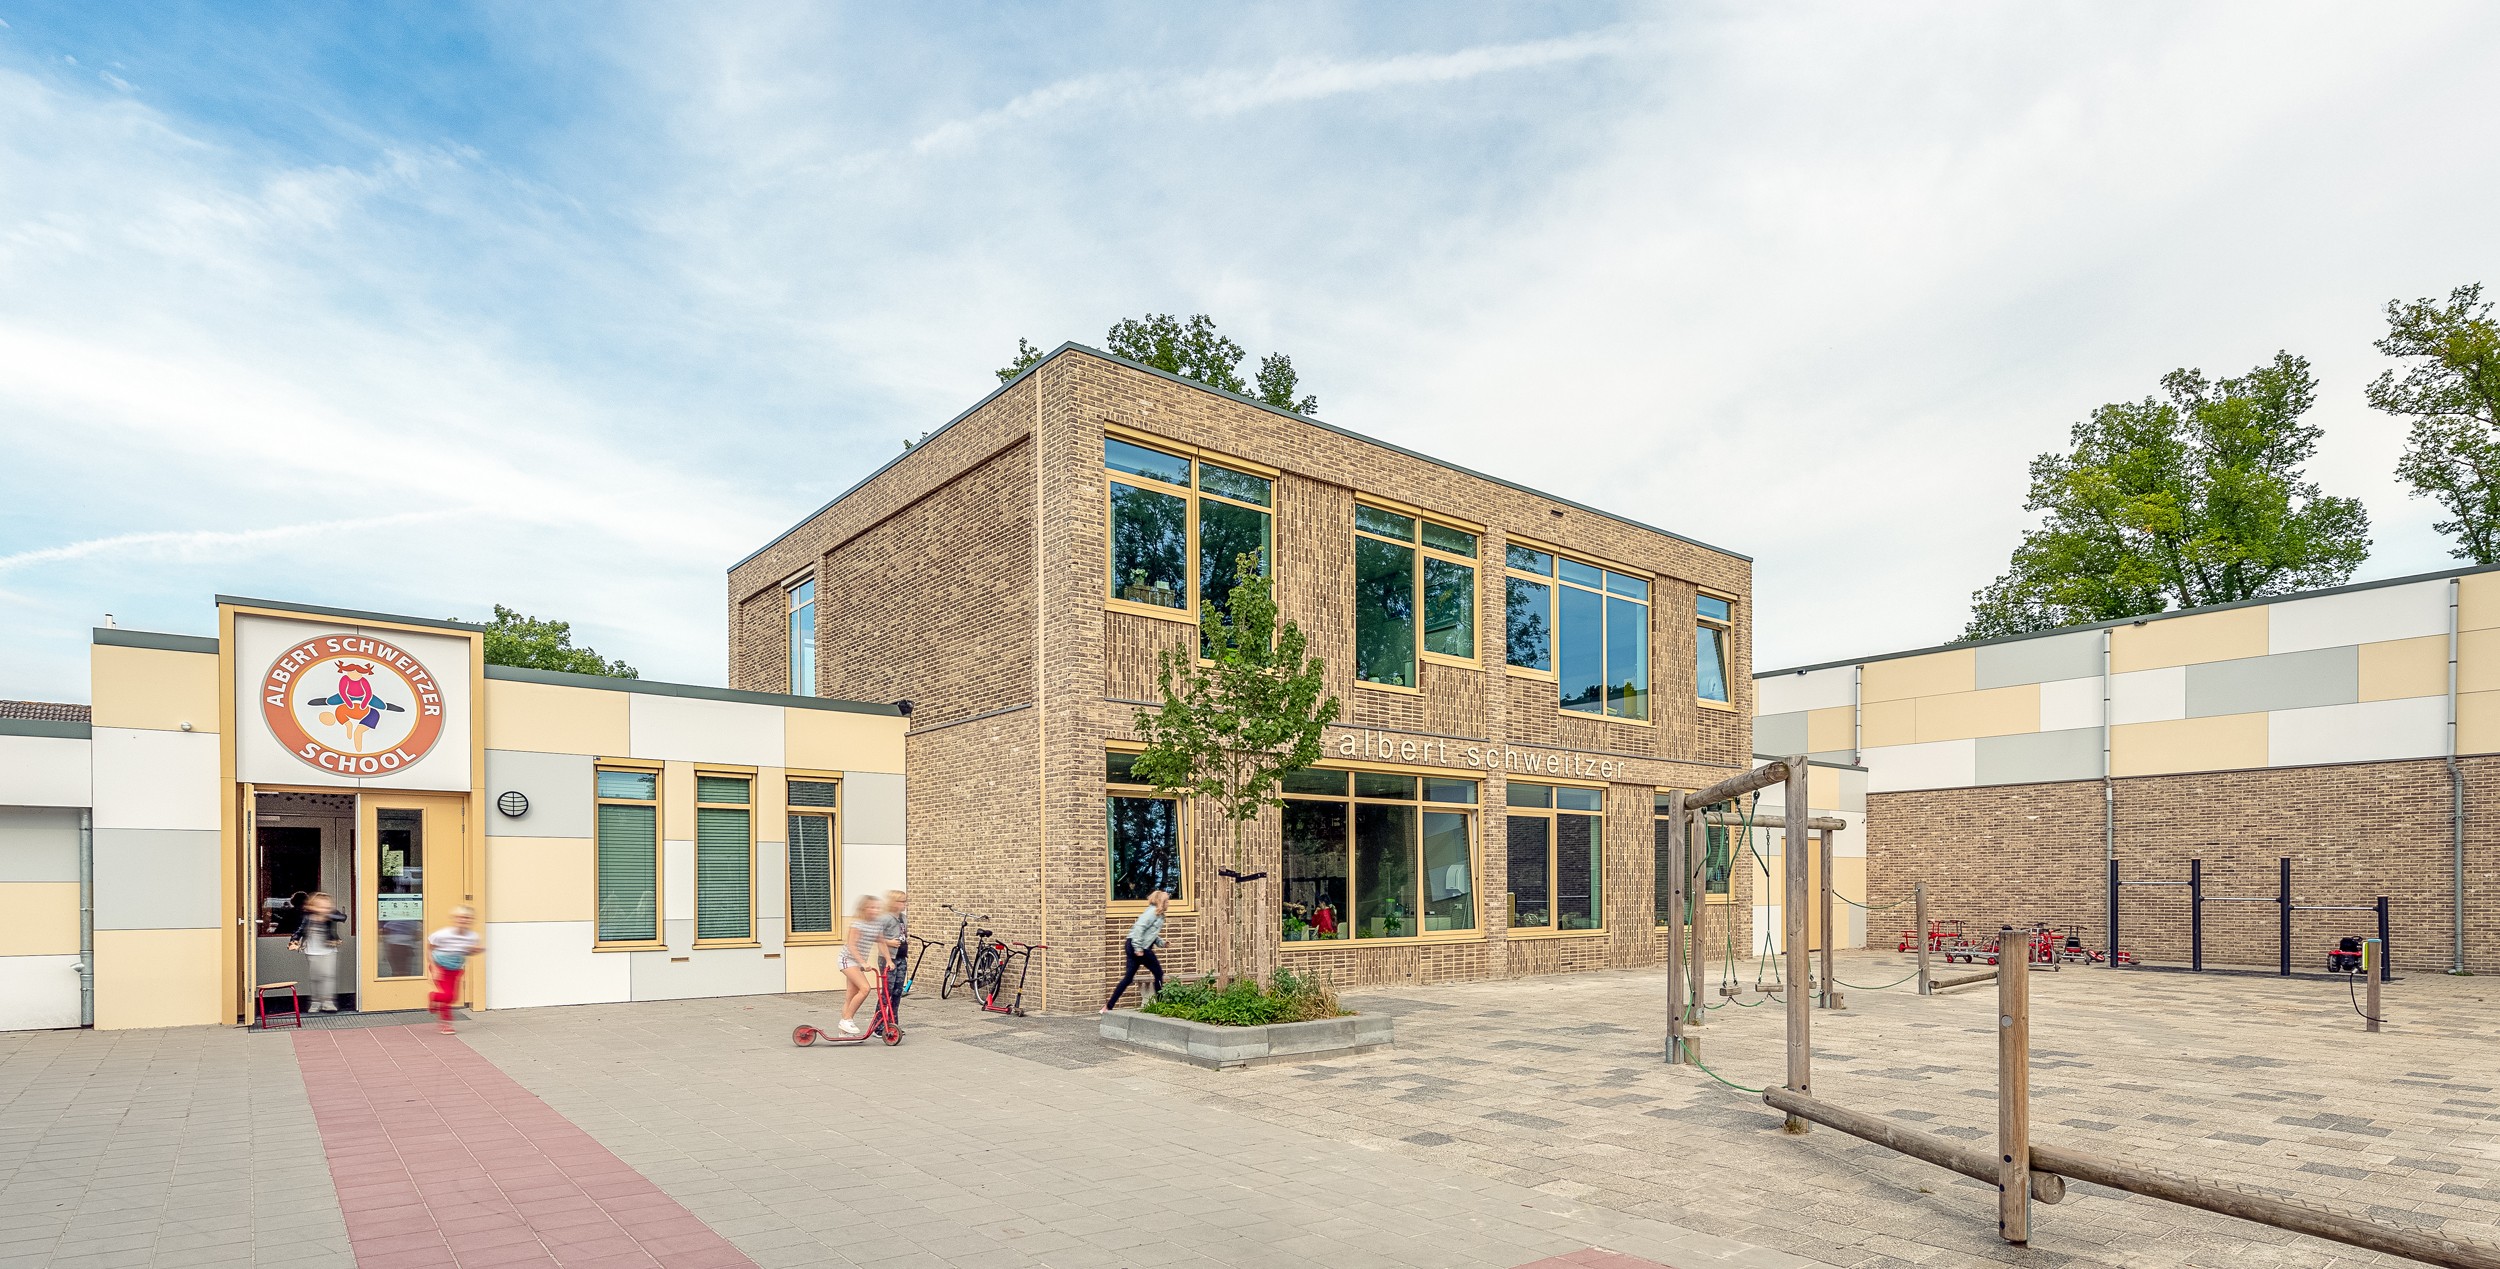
[1141,968,1343,1027]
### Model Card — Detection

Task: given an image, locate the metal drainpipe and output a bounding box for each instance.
[79,809,95,1027]
[2102,629,2116,954]
[2450,578,2465,974]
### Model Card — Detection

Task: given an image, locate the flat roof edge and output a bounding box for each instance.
[482,663,902,715]
[0,718,91,739]
[217,596,486,634]
[93,628,219,654]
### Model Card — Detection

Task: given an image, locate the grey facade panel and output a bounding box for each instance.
[1974,728,2105,786]
[0,807,81,882]
[2185,647,2357,719]
[845,771,905,846]
[483,750,594,839]
[1753,711,1809,759]
[93,828,221,930]
[1975,631,2104,690]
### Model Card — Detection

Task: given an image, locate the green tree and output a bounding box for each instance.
[1131,555,1341,984]
[1964,353,2370,640]
[2373,283,2500,563]
[470,605,637,678]
[996,314,1320,414]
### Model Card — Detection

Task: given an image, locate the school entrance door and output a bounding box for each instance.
[356,793,468,1013]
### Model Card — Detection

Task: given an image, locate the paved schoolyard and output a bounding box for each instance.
[0,955,2492,1268]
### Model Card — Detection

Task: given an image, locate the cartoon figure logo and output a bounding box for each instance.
[261,635,447,776]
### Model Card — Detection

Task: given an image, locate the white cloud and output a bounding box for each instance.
[0,513,456,575]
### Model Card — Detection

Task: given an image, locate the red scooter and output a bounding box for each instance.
[793,963,902,1047]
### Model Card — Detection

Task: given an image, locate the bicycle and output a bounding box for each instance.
[979,940,1046,1016]
[936,905,1006,1002]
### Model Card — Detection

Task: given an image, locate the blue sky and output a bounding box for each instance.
[3,3,2498,702]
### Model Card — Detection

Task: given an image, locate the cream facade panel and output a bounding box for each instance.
[2267,581,2450,655]
[92,828,220,930]
[785,710,905,776]
[2461,628,2500,694]
[480,920,630,1010]
[1861,739,1976,793]
[90,728,219,831]
[2111,713,2267,777]
[483,750,595,839]
[1805,706,1854,754]
[2461,690,2500,755]
[1974,630,2103,690]
[2358,635,2451,702]
[0,955,82,1031]
[484,836,595,923]
[1858,698,1916,748]
[89,644,220,733]
[0,807,81,882]
[626,694,786,767]
[0,883,80,955]
[93,928,222,1030]
[482,679,629,755]
[1756,665,1855,715]
[1913,684,2040,744]
[2037,676,2104,733]
[1859,649,1975,704]
[662,762,696,841]
[784,943,846,994]
[2461,573,2500,631]
[2109,667,2187,726]
[2267,696,2448,769]
[2109,606,2267,674]
[0,736,91,809]
[231,615,474,792]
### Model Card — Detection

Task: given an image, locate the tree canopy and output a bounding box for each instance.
[996,313,1319,415]
[1963,353,2370,640]
[470,605,637,678]
[2374,283,2500,563]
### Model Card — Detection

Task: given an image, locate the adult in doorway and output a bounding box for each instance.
[288,892,345,1012]
[1103,890,1168,1012]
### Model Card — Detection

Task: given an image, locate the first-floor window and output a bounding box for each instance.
[1107,752,1183,902]
[1281,769,1476,940]
[694,774,754,943]
[787,779,839,939]
[1697,594,1734,704]
[1507,783,1604,931]
[594,767,659,944]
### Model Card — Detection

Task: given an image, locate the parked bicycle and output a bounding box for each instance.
[936,904,1005,1002]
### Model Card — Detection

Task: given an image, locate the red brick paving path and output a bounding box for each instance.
[295,1026,756,1269]
[1512,1253,1678,1269]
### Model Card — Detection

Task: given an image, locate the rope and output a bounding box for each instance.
[2346,973,2383,1024]
[1831,892,1911,912]
[1687,1051,1766,1094]
[1835,967,1924,991]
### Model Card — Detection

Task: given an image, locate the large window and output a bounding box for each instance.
[787,576,815,696]
[787,778,840,942]
[1697,593,1734,705]
[1507,782,1604,931]
[1651,793,1733,927]
[1353,505,1478,688]
[1107,751,1184,903]
[594,766,660,945]
[1281,769,1476,940]
[1106,437,1273,623]
[694,773,754,944]
[1506,548,1649,721]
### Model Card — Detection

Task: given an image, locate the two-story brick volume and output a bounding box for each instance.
[728,343,1759,1012]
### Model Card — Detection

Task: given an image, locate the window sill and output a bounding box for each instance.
[1278,930,1484,949]
[1502,926,1611,940]
[1420,652,1481,671]
[692,939,762,951]
[1353,680,1423,696]
[1503,665,1558,681]
[593,940,667,954]
[1105,598,1197,625]
[1696,698,1740,713]
[1107,900,1197,917]
[784,934,844,947]
[1559,708,1654,728]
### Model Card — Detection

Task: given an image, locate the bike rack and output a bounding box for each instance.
[2108,857,2393,978]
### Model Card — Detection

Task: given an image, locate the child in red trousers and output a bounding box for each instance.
[427,906,483,1034]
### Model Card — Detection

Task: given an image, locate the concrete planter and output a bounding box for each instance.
[1098,1010,1391,1069]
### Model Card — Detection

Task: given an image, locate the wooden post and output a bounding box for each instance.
[1915,882,1932,997]
[1782,757,1811,1133]
[1998,924,2031,1245]
[1819,826,1842,1010]
[1665,791,1688,1064]
[1688,805,1708,1033]
[2365,937,2382,1034]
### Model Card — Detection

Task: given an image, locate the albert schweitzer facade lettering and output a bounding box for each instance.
[727,345,1759,1012]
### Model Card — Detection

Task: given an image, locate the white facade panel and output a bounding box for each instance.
[844,772,905,846]
[625,694,785,767]
[662,839,694,936]
[2268,582,2449,655]
[2037,676,2105,733]
[628,940,787,1002]
[2109,667,2187,725]
[480,921,630,1010]
[844,841,906,907]
[1862,739,1977,793]
[232,615,474,792]
[1756,665,1855,716]
[2266,696,2448,769]
[0,738,91,810]
[0,955,83,1031]
[90,728,219,831]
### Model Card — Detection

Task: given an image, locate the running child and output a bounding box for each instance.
[427,906,482,1035]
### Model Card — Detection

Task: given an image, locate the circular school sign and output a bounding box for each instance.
[260,635,447,776]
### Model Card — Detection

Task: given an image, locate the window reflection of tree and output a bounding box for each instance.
[1111,483,1188,608]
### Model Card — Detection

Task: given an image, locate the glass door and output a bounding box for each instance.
[356,794,467,1013]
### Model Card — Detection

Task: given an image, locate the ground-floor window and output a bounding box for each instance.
[694,773,753,943]
[594,767,660,944]
[1651,796,1736,926]
[1508,783,1603,931]
[1282,769,1476,940]
[1107,751,1184,902]
[787,778,840,940]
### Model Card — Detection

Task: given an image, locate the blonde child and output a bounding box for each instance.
[837,894,884,1036]
[287,892,344,1012]
[426,906,482,1035]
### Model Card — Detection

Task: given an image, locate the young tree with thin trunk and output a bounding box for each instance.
[2374,283,2500,563]
[1131,556,1340,985]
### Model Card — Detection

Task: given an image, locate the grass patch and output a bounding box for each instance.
[1141,968,1345,1027]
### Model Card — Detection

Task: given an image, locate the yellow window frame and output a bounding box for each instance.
[1102,434,1275,626]
[692,767,759,948]
[1105,745,1194,915]
[591,757,665,952]
[1696,587,1738,712]
[1277,763,1484,947]
[784,770,843,946]
[1504,779,1609,938]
